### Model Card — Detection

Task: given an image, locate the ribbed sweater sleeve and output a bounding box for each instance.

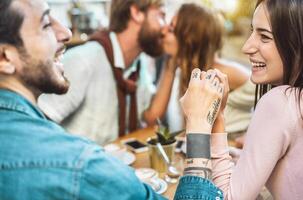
[211,86,295,200]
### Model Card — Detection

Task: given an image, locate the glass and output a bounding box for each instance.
[164,156,183,184]
[147,137,176,173]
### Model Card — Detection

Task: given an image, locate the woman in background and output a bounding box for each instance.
[144,3,255,135]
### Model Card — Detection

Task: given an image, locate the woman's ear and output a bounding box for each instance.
[130,4,145,24]
[0,46,17,75]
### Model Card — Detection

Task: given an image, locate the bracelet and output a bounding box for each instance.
[186,133,210,159]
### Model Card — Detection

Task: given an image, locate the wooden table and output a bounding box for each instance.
[115,127,180,199]
[115,127,239,199]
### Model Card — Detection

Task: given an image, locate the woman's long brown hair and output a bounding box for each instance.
[174,3,223,95]
[255,0,303,118]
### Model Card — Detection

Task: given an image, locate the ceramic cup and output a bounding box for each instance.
[104,143,126,160]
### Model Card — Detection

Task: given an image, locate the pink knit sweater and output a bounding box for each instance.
[211,86,303,200]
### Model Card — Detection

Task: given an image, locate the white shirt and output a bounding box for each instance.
[166,67,255,133]
[38,32,155,145]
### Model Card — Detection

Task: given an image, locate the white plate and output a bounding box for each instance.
[135,168,158,180]
[144,178,168,194]
[122,151,136,165]
[154,178,168,194]
[104,144,136,165]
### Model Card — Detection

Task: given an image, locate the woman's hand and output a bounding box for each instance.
[214,69,230,113]
[180,68,224,134]
[212,69,230,133]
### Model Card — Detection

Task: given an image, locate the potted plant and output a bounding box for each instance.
[148,119,184,145]
[147,119,184,173]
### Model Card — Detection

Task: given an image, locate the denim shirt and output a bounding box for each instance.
[0,89,223,200]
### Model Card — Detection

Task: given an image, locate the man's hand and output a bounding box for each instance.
[180,68,224,134]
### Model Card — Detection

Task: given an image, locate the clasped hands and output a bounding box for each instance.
[180,68,229,134]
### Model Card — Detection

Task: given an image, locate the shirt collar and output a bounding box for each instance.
[109,32,141,79]
[109,32,126,69]
[0,89,47,119]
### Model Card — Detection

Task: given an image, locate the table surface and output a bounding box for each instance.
[115,127,238,199]
[115,127,178,199]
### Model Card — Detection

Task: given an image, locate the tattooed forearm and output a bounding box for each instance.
[185,133,212,179]
[184,167,212,179]
[207,98,221,125]
[186,134,210,159]
[186,159,194,165]
[184,157,212,179]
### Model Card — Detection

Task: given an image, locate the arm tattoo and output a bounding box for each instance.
[184,158,212,179]
[184,167,212,179]
[186,134,210,159]
[192,72,199,79]
[207,98,221,125]
[185,134,212,179]
[186,159,194,165]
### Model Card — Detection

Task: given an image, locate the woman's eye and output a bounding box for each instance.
[43,23,52,29]
[260,34,271,42]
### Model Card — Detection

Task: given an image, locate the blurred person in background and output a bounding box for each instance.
[38,0,167,145]
[0,0,225,199]
[143,3,255,137]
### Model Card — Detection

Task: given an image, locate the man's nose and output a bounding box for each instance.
[160,25,170,37]
[54,20,72,43]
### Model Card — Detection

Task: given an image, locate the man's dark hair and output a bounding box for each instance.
[0,0,24,47]
[109,0,163,33]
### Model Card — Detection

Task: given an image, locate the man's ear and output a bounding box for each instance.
[130,4,145,24]
[0,45,17,75]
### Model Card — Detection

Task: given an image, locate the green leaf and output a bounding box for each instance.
[156,118,182,145]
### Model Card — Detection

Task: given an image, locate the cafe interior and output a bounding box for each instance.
[2,0,286,199]
[48,0,270,199]
[44,0,272,199]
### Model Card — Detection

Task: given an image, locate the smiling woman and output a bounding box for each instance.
[242,3,284,86]
[197,0,303,199]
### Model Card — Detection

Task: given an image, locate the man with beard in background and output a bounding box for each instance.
[0,1,224,199]
[39,0,167,145]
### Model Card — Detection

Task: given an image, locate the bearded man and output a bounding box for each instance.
[38,0,166,145]
[0,0,224,199]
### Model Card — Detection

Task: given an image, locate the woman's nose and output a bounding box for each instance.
[242,33,258,55]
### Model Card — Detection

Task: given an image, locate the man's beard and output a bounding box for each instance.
[17,48,70,96]
[138,20,163,57]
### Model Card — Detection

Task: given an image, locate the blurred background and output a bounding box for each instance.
[47,0,257,66]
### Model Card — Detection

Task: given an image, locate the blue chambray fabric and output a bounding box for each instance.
[174,176,223,200]
[0,89,222,200]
